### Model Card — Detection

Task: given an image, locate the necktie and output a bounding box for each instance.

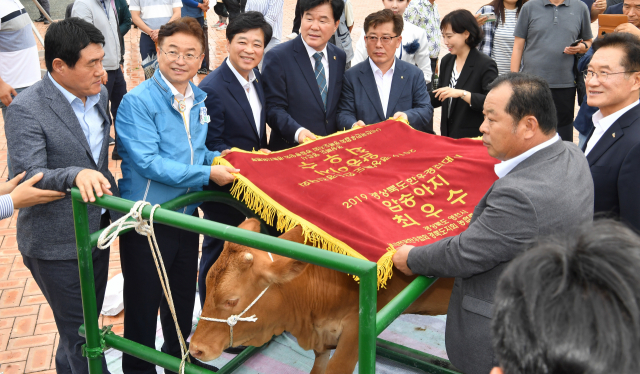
[313,52,327,110]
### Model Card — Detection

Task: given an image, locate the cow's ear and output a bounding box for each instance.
[278,225,305,244]
[265,257,308,284]
[238,218,261,233]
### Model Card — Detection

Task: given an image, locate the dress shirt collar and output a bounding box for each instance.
[494,134,561,178]
[369,57,396,78]
[48,73,100,110]
[301,36,328,62]
[159,71,194,101]
[591,101,640,137]
[226,58,257,88]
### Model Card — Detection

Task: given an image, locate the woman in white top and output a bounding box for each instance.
[476,0,527,75]
[352,0,432,84]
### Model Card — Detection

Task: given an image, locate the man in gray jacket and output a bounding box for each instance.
[5,18,119,374]
[393,73,594,374]
[73,0,127,155]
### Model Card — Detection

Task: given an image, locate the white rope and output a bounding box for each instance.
[199,252,274,348]
[97,202,190,374]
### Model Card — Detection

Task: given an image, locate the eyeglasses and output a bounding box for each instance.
[364,35,399,45]
[159,47,202,63]
[583,69,639,82]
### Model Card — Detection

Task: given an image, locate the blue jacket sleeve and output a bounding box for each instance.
[117,94,211,188]
[182,0,200,8]
[336,72,358,129]
[404,71,434,134]
[263,51,304,144]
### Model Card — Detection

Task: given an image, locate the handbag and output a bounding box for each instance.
[597,14,628,37]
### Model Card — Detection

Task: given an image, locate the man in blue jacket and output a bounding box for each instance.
[337,10,433,132]
[116,17,237,374]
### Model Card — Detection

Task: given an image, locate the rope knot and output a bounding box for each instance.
[227,315,239,327]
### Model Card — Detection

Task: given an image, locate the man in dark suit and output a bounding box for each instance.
[262,0,346,151]
[393,73,594,374]
[5,18,119,374]
[583,32,640,232]
[197,12,271,307]
[337,9,433,132]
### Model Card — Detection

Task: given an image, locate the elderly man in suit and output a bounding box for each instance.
[582,33,640,232]
[197,11,272,308]
[262,0,346,151]
[337,9,433,132]
[393,73,594,374]
[5,18,119,374]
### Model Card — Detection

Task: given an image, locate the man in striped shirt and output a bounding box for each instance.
[0,172,65,221]
[245,0,283,69]
[130,0,182,77]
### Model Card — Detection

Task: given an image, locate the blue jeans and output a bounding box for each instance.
[0,86,28,179]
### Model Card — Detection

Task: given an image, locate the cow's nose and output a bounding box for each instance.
[189,343,204,359]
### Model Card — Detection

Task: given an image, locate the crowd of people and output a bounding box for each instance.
[1,0,640,373]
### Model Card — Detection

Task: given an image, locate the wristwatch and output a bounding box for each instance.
[461,90,467,98]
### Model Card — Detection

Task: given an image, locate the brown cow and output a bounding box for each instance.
[190,218,453,374]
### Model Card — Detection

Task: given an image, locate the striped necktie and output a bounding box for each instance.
[313,52,327,111]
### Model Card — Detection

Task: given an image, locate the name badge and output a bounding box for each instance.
[200,107,210,124]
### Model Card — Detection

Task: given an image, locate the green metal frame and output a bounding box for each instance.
[71,189,459,374]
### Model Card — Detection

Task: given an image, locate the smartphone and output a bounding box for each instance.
[483,12,497,23]
[569,39,583,47]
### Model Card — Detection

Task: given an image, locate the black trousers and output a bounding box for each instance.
[120,213,199,374]
[222,0,246,24]
[22,214,111,374]
[292,0,302,34]
[551,87,576,142]
[195,16,209,71]
[37,0,50,17]
[105,68,127,124]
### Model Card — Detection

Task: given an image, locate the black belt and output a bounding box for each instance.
[1,8,27,23]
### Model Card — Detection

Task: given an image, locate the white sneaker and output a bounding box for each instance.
[216,23,227,30]
[212,21,222,28]
[287,32,298,40]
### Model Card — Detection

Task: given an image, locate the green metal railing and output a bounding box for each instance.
[71,189,458,374]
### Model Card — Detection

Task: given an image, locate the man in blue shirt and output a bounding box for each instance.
[182,0,211,74]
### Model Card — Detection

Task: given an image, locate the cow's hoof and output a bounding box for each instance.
[223,345,247,354]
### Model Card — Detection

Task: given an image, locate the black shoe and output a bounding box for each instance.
[223,345,247,354]
[197,68,210,75]
[109,136,116,145]
[43,18,50,24]
[35,16,45,22]
[112,148,122,161]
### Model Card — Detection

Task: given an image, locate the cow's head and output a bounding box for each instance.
[189,218,308,361]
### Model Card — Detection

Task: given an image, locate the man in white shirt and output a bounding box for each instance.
[337,9,433,132]
[352,0,432,85]
[583,32,640,232]
[197,11,271,310]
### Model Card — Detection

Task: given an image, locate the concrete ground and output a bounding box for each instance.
[0,1,597,374]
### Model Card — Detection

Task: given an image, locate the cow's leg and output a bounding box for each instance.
[310,349,331,374]
[324,316,360,374]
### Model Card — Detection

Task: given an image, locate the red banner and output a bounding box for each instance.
[215,120,499,287]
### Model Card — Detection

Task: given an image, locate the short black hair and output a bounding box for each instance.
[158,17,206,54]
[492,220,640,374]
[300,0,344,23]
[489,72,557,134]
[364,9,403,36]
[226,11,273,46]
[440,9,483,49]
[592,32,640,74]
[45,17,105,72]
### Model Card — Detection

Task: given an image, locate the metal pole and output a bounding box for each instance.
[29,0,54,23]
[72,198,104,374]
[358,267,377,373]
[376,276,437,335]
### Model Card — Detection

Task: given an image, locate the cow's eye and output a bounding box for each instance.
[226,299,239,308]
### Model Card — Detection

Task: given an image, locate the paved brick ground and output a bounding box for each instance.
[0,1,597,373]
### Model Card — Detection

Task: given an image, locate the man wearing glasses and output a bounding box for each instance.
[337,10,433,132]
[115,18,239,374]
[582,32,640,232]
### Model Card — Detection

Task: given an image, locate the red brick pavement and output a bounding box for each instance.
[0,1,594,373]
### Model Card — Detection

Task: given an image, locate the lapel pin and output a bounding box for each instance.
[612,133,616,138]
[333,56,336,60]
[401,76,404,79]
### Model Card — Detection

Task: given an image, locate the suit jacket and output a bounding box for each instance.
[583,104,640,232]
[432,48,498,139]
[200,59,268,153]
[262,35,346,151]
[5,75,119,260]
[407,139,594,374]
[337,58,434,133]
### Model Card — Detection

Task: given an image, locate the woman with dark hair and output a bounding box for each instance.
[431,9,498,139]
[476,0,527,75]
